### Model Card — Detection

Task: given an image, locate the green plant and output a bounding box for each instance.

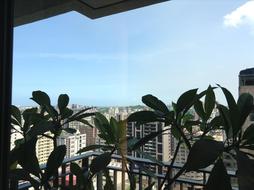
[9,86,254,190]
[10,91,94,189]
[127,85,254,190]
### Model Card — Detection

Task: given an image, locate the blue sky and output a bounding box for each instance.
[13,0,254,106]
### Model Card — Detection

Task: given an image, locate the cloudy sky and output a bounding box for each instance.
[13,0,254,106]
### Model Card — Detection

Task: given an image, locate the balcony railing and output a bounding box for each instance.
[12,152,238,190]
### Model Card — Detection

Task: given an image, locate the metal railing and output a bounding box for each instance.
[12,152,238,190]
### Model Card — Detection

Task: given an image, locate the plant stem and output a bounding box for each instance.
[159,140,182,190]
[164,165,187,189]
[174,120,191,150]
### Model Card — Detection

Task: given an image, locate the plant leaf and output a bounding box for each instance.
[11,105,22,126]
[61,107,73,119]
[69,107,94,120]
[58,94,69,113]
[70,162,86,188]
[209,116,224,130]
[242,124,254,141]
[10,137,41,177]
[204,85,215,119]
[127,111,162,124]
[176,89,198,114]
[77,144,114,154]
[236,151,254,190]
[78,119,94,128]
[194,100,206,121]
[104,170,115,190]
[130,130,165,151]
[142,94,169,114]
[44,145,66,180]
[26,121,54,140]
[185,139,224,172]
[217,104,232,138]
[218,85,240,136]
[237,93,254,127]
[204,159,232,190]
[31,90,50,106]
[137,150,163,166]
[63,128,77,134]
[90,152,111,174]
[10,169,40,189]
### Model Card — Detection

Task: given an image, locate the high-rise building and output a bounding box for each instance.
[68,105,97,146]
[239,68,254,130]
[127,122,170,173]
[36,133,54,164]
[57,130,86,159]
[10,130,23,150]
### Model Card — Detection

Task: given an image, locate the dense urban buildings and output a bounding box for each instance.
[12,66,254,188]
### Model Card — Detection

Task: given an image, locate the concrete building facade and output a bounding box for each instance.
[239,68,254,130]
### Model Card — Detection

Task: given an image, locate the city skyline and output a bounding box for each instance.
[13,0,254,106]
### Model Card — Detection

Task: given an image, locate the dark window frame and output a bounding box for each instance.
[0,0,14,189]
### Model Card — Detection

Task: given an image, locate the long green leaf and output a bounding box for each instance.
[45,145,66,180]
[219,85,240,136]
[11,105,22,126]
[204,159,232,190]
[242,124,254,140]
[237,93,254,127]
[142,94,169,114]
[104,170,115,190]
[58,94,69,113]
[31,90,51,106]
[10,169,40,189]
[10,138,41,178]
[194,100,206,121]
[127,111,162,124]
[61,107,73,119]
[204,85,215,119]
[217,104,232,138]
[70,162,86,188]
[77,144,114,154]
[63,128,77,134]
[130,130,165,151]
[185,139,224,172]
[176,89,198,114]
[136,150,163,166]
[236,151,254,190]
[26,121,54,140]
[90,153,111,174]
[69,107,94,120]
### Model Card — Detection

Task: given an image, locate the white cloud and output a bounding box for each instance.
[224,1,254,28]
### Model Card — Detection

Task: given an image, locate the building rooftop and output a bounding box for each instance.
[239,68,254,76]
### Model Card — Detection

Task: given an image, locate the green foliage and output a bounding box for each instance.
[204,159,232,190]
[10,91,95,190]
[185,139,224,172]
[90,152,111,175]
[44,145,67,181]
[10,86,254,190]
[142,94,169,115]
[127,85,254,190]
[236,151,254,190]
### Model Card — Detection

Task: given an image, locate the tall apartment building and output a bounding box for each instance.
[10,130,23,150]
[127,122,170,173]
[57,130,86,159]
[239,68,254,130]
[36,134,54,164]
[68,105,97,146]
